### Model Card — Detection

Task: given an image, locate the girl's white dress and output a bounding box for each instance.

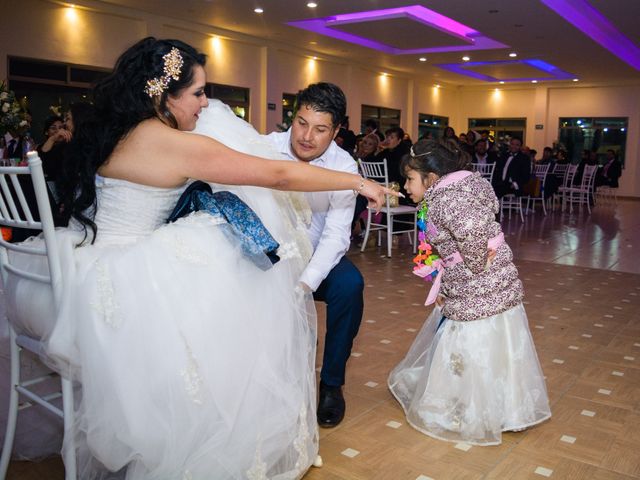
[3,100,319,479]
[388,304,551,446]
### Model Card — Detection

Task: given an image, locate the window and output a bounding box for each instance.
[468,118,527,145]
[418,113,449,140]
[204,83,250,120]
[558,117,627,166]
[361,105,401,135]
[279,93,297,131]
[8,56,109,143]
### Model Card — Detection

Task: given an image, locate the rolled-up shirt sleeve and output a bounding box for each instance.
[300,186,356,290]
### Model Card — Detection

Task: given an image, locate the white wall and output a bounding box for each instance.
[1,0,638,196]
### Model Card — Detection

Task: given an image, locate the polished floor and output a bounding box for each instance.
[5,198,640,479]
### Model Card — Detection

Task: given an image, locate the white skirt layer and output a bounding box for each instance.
[388,304,551,446]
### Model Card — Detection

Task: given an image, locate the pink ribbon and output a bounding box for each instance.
[414,233,505,306]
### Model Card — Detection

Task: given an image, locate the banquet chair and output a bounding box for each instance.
[525,164,550,215]
[471,163,496,184]
[563,164,598,214]
[0,152,76,480]
[359,159,417,258]
[499,193,525,222]
[596,185,618,205]
[556,164,578,212]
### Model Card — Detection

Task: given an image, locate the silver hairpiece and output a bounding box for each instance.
[410,146,432,158]
[144,47,184,98]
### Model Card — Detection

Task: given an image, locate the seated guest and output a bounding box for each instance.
[595,149,622,188]
[37,115,68,182]
[335,115,357,154]
[493,136,531,198]
[363,118,384,141]
[354,133,379,161]
[376,126,410,202]
[473,138,498,165]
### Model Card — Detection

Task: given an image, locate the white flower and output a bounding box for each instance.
[1,102,9,113]
[0,92,7,101]
[19,120,28,127]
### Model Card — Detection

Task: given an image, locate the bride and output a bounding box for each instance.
[3,37,393,479]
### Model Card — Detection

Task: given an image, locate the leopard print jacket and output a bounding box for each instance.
[424,171,523,321]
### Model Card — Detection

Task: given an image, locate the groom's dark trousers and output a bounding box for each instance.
[313,255,364,387]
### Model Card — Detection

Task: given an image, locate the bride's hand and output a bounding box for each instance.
[359,179,402,212]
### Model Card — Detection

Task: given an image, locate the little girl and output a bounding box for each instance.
[388,139,551,446]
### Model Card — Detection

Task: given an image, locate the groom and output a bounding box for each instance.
[266,82,363,428]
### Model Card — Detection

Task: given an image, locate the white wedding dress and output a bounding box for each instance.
[2,100,319,479]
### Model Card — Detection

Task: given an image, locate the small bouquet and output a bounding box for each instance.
[388,182,400,207]
[412,200,440,282]
[0,81,29,136]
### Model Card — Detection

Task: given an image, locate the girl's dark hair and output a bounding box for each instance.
[400,139,471,179]
[58,37,206,241]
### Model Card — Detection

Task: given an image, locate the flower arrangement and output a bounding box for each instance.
[0,81,29,136]
[412,199,440,281]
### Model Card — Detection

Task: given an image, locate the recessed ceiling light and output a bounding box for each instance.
[307,2,318,7]
[572,78,579,81]
[435,84,441,88]
[254,7,263,13]
[531,80,538,83]
[462,56,470,61]
[509,52,517,57]
[499,81,505,84]
[311,56,318,60]
[419,57,427,62]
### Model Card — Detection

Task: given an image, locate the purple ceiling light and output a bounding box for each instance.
[436,59,575,83]
[286,5,508,55]
[541,0,640,71]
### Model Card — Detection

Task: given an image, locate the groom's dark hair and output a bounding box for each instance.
[294,82,346,129]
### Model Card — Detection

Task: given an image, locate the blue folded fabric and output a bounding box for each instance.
[167,181,280,270]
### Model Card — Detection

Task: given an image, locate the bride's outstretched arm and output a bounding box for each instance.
[159,123,398,210]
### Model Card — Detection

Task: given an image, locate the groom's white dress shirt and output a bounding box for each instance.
[266,129,357,291]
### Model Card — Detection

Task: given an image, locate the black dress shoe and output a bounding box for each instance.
[317,382,345,428]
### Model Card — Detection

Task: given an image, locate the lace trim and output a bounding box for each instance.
[180,339,204,405]
[246,441,268,480]
[277,241,301,261]
[90,261,121,328]
[293,403,310,472]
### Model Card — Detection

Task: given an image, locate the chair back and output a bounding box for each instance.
[562,164,578,188]
[552,163,568,179]
[581,164,598,189]
[359,159,392,209]
[0,152,62,331]
[532,164,550,181]
[471,163,496,183]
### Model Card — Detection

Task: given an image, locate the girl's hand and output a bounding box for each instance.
[485,248,497,270]
[359,179,402,213]
[436,294,446,307]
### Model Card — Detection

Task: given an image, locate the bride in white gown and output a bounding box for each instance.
[2,38,393,479]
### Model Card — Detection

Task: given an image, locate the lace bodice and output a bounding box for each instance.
[93,176,185,245]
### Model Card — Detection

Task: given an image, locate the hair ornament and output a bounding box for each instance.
[144,47,184,97]
[410,146,432,158]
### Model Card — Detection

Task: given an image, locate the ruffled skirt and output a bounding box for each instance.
[388,304,551,446]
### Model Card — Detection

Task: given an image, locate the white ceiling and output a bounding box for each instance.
[100,0,640,86]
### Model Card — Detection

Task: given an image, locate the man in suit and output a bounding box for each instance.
[473,138,498,165]
[266,82,363,428]
[493,136,531,198]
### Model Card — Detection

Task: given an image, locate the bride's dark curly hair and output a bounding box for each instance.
[58,37,206,241]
